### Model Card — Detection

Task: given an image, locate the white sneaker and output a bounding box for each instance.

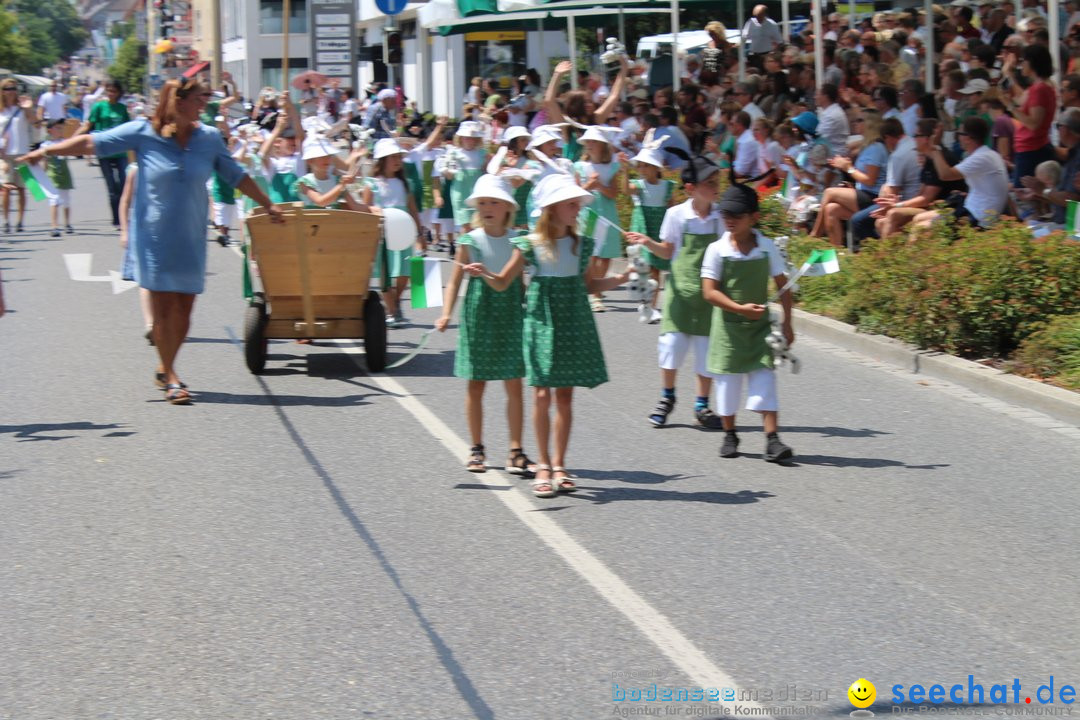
[385,313,399,328]
[648,308,662,324]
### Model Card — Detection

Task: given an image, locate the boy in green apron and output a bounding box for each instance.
[700,180,795,462]
[625,154,727,430]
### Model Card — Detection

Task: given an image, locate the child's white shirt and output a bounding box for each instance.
[699,230,788,281]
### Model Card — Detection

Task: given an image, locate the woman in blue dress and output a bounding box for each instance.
[18,78,283,404]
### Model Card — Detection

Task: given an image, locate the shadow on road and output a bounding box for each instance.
[568,469,702,485]
[781,425,892,438]
[571,486,775,505]
[190,391,373,407]
[744,452,949,469]
[0,421,133,442]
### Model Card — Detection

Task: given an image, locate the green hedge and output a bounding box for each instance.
[783,219,1080,359]
[1013,314,1080,391]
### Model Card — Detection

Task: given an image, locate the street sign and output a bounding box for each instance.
[375,0,406,16]
[309,0,357,90]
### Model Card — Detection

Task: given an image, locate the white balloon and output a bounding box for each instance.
[382,208,416,252]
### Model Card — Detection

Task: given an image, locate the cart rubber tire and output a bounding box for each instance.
[363,290,387,372]
[244,293,269,374]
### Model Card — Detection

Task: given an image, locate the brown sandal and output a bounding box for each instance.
[165,383,192,405]
[466,444,486,473]
[506,447,537,477]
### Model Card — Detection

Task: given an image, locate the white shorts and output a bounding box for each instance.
[713,368,778,416]
[438,216,460,233]
[657,333,711,377]
[420,207,441,230]
[49,189,71,208]
[213,201,237,227]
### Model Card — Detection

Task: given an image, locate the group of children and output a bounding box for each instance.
[145,93,799,494]
[425,121,797,498]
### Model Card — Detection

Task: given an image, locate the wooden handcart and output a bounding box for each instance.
[243,205,387,373]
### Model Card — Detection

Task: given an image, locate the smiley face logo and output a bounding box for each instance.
[848,679,876,709]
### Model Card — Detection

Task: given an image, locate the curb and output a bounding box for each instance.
[792,308,1080,428]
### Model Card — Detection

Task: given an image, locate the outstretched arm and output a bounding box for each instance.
[594,56,629,122]
[543,60,573,124]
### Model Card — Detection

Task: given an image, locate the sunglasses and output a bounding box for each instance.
[853,117,865,123]
[956,131,969,137]
[913,133,929,138]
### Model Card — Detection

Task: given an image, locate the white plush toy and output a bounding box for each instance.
[766,308,800,373]
[625,244,660,323]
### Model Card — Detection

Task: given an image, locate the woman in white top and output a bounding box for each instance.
[0,79,35,233]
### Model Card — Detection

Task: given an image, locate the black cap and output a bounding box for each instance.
[718,182,759,214]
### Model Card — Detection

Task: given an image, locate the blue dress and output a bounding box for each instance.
[94,120,248,294]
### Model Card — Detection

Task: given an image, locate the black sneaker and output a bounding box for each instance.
[764,433,794,463]
[51,229,61,238]
[648,396,676,427]
[65,225,75,234]
[216,235,229,247]
[694,407,724,429]
[720,431,740,458]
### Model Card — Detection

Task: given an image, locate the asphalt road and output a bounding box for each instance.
[2,163,1078,720]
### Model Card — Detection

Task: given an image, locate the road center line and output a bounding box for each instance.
[332,339,770,713]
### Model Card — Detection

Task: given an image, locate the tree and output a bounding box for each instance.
[0,7,33,72]
[12,0,88,61]
[108,33,147,95]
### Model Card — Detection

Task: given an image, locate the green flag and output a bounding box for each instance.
[1067,200,1079,234]
[802,248,841,276]
[409,256,444,309]
[579,207,624,246]
[17,164,59,203]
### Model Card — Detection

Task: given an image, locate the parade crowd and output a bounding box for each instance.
[4,0,1078,494]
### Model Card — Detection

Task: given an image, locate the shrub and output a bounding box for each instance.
[1012,314,1080,391]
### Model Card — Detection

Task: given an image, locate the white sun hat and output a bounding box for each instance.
[376,88,397,101]
[373,138,407,159]
[301,137,338,161]
[503,126,532,144]
[527,125,565,150]
[532,173,593,209]
[580,125,615,145]
[455,120,485,138]
[466,173,520,209]
[632,146,666,169]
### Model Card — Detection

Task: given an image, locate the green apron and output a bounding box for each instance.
[404,161,424,212]
[421,159,436,210]
[269,172,299,203]
[659,221,719,337]
[452,167,483,225]
[707,253,773,375]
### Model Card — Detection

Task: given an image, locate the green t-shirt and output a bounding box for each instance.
[88,101,130,159]
[200,100,221,126]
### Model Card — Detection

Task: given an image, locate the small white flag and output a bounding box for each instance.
[579,207,624,246]
[409,256,444,309]
[801,248,841,277]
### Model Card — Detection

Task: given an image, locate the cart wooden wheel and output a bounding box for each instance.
[244,292,269,374]
[362,290,387,372]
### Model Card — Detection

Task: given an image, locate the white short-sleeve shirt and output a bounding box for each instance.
[954,145,1010,227]
[658,199,726,261]
[37,91,68,120]
[734,129,760,177]
[700,231,788,282]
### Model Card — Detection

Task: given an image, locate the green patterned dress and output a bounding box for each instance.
[448,147,488,226]
[574,159,622,258]
[630,178,674,271]
[454,229,526,380]
[265,153,303,203]
[512,234,608,388]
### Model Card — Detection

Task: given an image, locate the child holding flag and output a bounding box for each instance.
[41,120,75,237]
[482,174,632,498]
[295,138,363,210]
[700,178,795,462]
[625,153,727,430]
[574,127,622,312]
[434,174,538,477]
[362,138,421,327]
[627,140,675,324]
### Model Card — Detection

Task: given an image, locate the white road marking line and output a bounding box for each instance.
[331,339,769,713]
[64,253,136,294]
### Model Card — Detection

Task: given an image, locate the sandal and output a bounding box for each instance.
[155,372,187,391]
[466,444,486,473]
[648,396,676,427]
[531,465,556,498]
[164,383,191,405]
[552,466,577,493]
[506,447,537,477]
[589,296,607,313]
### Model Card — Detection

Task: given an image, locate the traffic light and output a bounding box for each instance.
[383,31,402,65]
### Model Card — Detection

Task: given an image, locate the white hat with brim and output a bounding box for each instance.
[958,78,990,94]
[302,137,338,161]
[632,147,666,168]
[580,126,614,145]
[527,125,565,150]
[377,88,397,101]
[373,138,407,159]
[532,174,594,209]
[456,120,485,138]
[503,126,532,144]
[466,173,520,209]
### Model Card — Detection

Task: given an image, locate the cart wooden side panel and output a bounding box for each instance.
[246,206,382,339]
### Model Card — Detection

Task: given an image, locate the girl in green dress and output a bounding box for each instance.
[485,174,632,498]
[701,180,795,463]
[627,142,676,323]
[362,138,422,327]
[442,121,489,234]
[574,127,623,312]
[489,126,534,229]
[294,138,363,210]
[435,174,537,478]
[258,97,305,204]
